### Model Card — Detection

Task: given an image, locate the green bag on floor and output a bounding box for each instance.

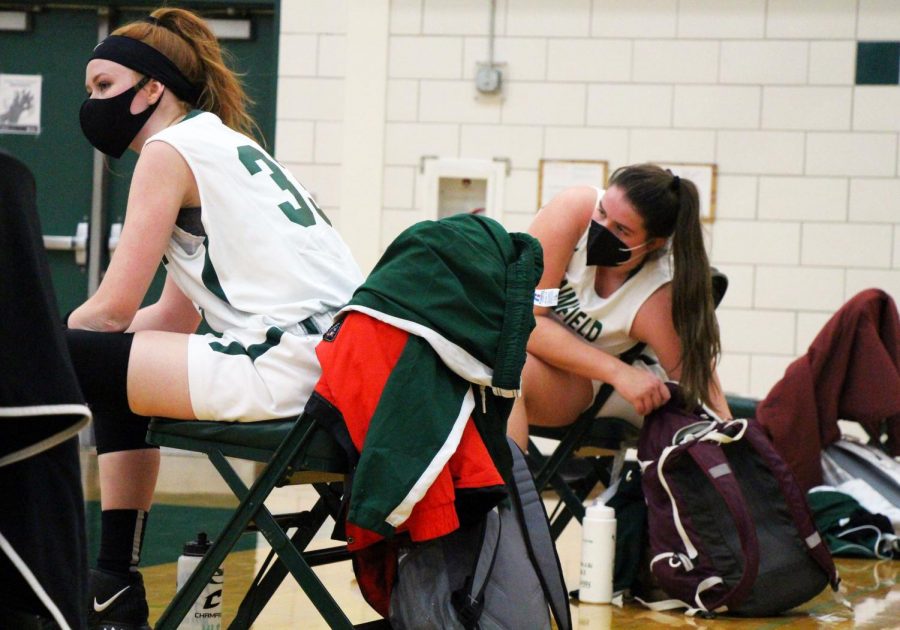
[808,488,899,559]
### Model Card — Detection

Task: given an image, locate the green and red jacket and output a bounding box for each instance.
[314,214,543,541]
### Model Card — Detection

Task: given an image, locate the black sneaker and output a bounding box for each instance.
[87,568,151,630]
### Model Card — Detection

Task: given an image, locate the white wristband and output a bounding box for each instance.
[533,288,559,307]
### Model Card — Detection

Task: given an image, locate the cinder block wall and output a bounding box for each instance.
[275,0,900,400]
[276,0,348,227]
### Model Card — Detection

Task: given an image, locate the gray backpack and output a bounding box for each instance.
[389,438,571,630]
[822,438,900,509]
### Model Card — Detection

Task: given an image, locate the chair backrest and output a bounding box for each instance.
[711,268,728,308]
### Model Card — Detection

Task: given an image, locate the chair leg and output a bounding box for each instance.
[546,469,588,538]
[231,494,340,628]
[153,448,264,630]
[532,417,594,492]
[213,452,353,630]
[154,420,355,630]
[529,418,598,540]
[548,457,612,539]
[243,501,353,629]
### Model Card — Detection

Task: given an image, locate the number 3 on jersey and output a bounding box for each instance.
[237,145,331,227]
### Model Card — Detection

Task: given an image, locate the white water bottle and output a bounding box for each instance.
[579,503,616,604]
[176,532,223,630]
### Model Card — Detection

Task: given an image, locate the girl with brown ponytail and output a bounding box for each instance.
[507,164,730,450]
[68,9,362,628]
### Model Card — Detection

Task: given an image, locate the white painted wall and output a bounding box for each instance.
[275,0,900,400]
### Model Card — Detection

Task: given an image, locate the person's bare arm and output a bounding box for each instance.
[68,141,193,332]
[127,274,201,333]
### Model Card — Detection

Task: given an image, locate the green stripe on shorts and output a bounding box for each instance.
[209,327,285,362]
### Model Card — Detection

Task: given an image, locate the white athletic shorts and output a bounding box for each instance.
[186,312,336,421]
[589,356,668,429]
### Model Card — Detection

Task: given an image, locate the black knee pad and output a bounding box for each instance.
[91,408,155,455]
[65,329,132,408]
[65,329,157,454]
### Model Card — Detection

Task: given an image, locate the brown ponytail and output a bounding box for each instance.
[113,7,258,138]
[608,164,721,409]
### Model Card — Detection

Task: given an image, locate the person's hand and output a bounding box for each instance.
[611,364,670,416]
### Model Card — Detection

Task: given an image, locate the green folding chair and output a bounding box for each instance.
[146,413,385,629]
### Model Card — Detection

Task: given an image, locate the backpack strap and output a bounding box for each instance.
[688,441,759,609]
[451,513,502,630]
[657,430,760,612]
[506,437,573,630]
[635,575,726,618]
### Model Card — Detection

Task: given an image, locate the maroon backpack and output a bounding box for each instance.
[636,385,839,617]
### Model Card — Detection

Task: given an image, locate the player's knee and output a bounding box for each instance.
[65,328,133,409]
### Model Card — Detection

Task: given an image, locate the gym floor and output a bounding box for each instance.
[81,449,900,629]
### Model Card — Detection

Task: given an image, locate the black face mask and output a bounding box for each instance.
[586,221,649,267]
[79,77,159,158]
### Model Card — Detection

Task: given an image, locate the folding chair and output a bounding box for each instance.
[146,414,385,630]
[527,270,760,540]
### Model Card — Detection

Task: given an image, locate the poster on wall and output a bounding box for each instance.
[538,159,609,209]
[0,73,42,135]
[656,162,717,223]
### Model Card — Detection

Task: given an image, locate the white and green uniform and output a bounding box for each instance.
[550,188,672,426]
[146,111,363,420]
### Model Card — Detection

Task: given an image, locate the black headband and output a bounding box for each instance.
[89,35,202,105]
[141,16,185,37]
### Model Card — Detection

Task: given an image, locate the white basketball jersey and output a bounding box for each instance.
[550,188,672,358]
[146,111,363,332]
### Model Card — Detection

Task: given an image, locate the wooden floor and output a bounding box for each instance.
[82,449,900,629]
